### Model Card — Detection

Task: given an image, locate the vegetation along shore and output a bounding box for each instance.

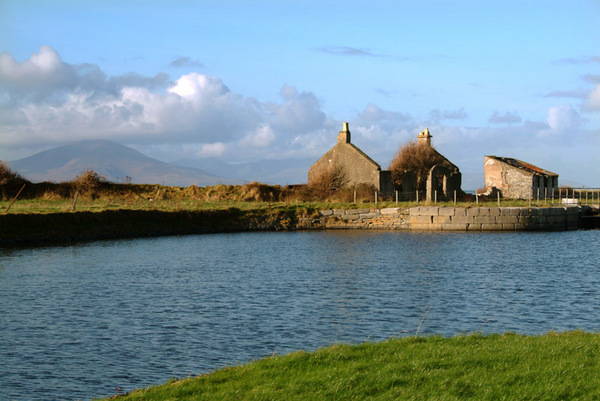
[94,331,600,400]
[2,165,598,246]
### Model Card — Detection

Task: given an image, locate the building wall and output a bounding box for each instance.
[308,143,382,190]
[484,156,559,199]
[484,156,532,199]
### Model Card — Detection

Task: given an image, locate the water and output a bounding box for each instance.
[1,230,599,400]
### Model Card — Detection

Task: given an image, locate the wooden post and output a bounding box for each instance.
[416,191,419,203]
[476,193,479,205]
[544,188,547,204]
[395,190,398,205]
[434,190,437,204]
[454,190,456,205]
[375,191,378,206]
[354,190,357,204]
[497,191,500,207]
[72,191,79,211]
[4,184,26,214]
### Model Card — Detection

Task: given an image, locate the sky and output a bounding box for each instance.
[1,0,599,187]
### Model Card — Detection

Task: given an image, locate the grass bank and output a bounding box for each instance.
[96,331,600,400]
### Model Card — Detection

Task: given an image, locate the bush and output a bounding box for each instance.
[308,165,349,194]
[389,141,453,192]
[72,169,105,195]
[0,161,27,186]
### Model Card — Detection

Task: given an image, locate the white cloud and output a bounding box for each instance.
[584,85,600,111]
[241,124,276,148]
[546,105,582,131]
[196,142,228,157]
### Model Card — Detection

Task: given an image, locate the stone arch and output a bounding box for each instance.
[426,165,462,201]
[426,165,450,201]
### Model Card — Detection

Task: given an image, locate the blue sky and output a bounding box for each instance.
[1,0,599,186]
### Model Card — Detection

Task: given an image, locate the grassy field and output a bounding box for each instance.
[95,331,600,401]
[0,190,567,215]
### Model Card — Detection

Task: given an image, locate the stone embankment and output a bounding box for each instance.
[0,206,596,246]
[298,207,410,230]
[409,206,585,231]
[304,206,594,231]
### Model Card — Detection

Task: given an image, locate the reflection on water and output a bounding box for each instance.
[1,230,599,400]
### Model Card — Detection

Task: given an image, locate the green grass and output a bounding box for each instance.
[96,331,600,400]
[0,197,569,215]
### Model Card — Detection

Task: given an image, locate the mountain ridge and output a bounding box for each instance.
[8,140,245,186]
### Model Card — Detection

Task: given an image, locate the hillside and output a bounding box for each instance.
[8,140,244,186]
[172,157,312,186]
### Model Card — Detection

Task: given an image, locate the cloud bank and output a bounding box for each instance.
[1,46,598,186]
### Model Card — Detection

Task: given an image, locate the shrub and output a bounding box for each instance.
[0,160,27,186]
[389,141,452,192]
[72,169,105,195]
[239,182,283,202]
[308,165,349,194]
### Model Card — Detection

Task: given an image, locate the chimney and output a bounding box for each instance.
[337,122,351,144]
[417,128,432,146]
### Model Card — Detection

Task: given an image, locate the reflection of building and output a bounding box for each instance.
[484,156,559,199]
[308,122,394,193]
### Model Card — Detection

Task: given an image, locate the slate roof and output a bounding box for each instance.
[486,156,558,176]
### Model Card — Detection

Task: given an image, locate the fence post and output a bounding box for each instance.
[552,187,555,205]
[434,190,437,204]
[537,188,540,205]
[72,191,79,211]
[395,190,398,205]
[4,183,26,214]
[416,191,419,203]
[354,191,357,204]
[476,192,479,205]
[544,188,547,204]
[497,191,500,207]
[375,191,378,206]
[454,190,457,205]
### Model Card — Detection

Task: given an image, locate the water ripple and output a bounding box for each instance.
[1,230,599,400]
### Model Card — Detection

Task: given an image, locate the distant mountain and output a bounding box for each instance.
[172,157,313,186]
[8,140,244,186]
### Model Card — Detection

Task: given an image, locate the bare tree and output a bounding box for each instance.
[389,141,452,192]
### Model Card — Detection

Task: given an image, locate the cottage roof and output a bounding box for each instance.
[486,156,558,176]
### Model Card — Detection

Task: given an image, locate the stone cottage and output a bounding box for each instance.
[483,155,558,199]
[308,122,394,194]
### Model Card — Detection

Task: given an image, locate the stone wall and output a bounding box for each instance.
[299,207,410,230]
[302,206,589,232]
[409,206,585,231]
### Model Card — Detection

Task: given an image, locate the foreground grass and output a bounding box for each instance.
[96,331,600,401]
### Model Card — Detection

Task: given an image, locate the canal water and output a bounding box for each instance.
[1,230,599,400]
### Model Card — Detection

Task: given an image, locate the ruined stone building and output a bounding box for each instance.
[484,156,558,199]
[308,123,462,200]
[308,122,394,194]
[416,129,462,201]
